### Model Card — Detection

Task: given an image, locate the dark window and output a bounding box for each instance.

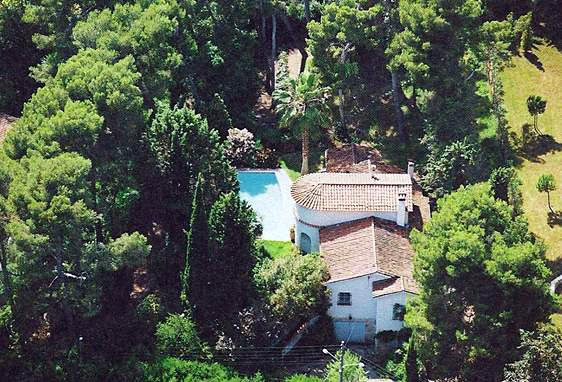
[300,232,311,253]
[337,292,352,306]
[393,303,406,320]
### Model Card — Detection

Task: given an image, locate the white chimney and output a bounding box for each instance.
[397,192,407,227]
[407,161,415,179]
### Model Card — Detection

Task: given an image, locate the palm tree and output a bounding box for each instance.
[273,71,331,175]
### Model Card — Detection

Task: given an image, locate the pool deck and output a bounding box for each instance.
[237,168,295,241]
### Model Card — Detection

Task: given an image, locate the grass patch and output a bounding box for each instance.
[552,314,562,330]
[279,149,325,181]
[501,43,562,261]
[259,240,294,259]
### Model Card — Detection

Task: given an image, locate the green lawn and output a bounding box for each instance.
[502,43,562,329]
[279,149,325,181]
[259,240,294,259]
[502,43,562,261]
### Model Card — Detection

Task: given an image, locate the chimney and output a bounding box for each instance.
[397,192,407,227]
[407,161,415,179]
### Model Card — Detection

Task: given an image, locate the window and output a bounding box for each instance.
[337,292,352,306]
[393,303,406,321]
[300,232,311,253]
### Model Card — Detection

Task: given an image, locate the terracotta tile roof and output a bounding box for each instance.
[0,114,16,143]
[319,217,418,295]
[325,144,404,174]
[324,144,431,229]
[291,172,413,212]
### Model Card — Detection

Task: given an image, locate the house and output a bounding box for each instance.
[290,144,429,343]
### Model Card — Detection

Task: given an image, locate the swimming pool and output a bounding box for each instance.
[237,170,294,241]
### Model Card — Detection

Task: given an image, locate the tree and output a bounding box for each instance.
[273,71,330,175]
[503,325,562,382]
[527,95,547,135]
[155,313,210,360]
[405,336,420,382]
[307,1,383,140]
[254,252,329,321]
[536,174,557,214]
[146,104,237,300]
[182,173,210,325]
[326,349,367,382]
[207,192,263,323]
[408,184,555,381]
[489,167,523,216]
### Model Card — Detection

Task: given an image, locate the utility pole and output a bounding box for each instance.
[338,341,344,382]
[324,341,346,382]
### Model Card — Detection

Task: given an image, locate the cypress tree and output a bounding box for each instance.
[182,173,210,324]
[405,335,420,382]
[208,192,262,322]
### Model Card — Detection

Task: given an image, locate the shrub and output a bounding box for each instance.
[254,252,330,321]
[285,375,323,382]
[155,313,211,360]
[143,358,265,381]
[225,128,258,168]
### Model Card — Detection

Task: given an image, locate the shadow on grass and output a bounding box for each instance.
[516,128,562,164]
[547,211,562,227]
[545,257,562,287]
[524,50,545,72]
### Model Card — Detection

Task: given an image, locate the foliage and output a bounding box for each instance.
[225,128,258,168]
[405,336,420,382]
[0,1,41,114]
[526,95,547,135]
[273,70,331,175]
[254,252,330,321]
[514,12,533,53]
[536,174,557,213]
[489,167,523,216]
[207,192,263,323]
[183,173,210,320]
[326,349,367,382]
[155,313,210,360]
[143,357,265,382]
[408,183,555,381]
[284,375,323,382]
[503,325,562,382]
[147,104,237,301]
[419,138,480,199]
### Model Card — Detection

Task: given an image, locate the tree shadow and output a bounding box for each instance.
[547,211,562,227]
[546,258,562,285]
[516,126,562,164]
[524,50,544,72]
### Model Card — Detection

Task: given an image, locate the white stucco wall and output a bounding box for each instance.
[327,273,393,342]
[374,292,414,332]
[326,273,387,320]
[294,205,404,252]
[296,205,397,227]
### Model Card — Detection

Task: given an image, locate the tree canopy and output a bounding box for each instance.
[408,183,555,381]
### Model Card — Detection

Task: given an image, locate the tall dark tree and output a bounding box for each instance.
[208,192,263,323]
[182,174,210,328]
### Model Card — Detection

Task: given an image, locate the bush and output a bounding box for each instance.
[254,252,330,321]
[285,375,323,382]
[143,357,265,381]
[155,313,210,360]
[225,128,258,168]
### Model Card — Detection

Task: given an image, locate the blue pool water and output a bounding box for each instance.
[237,171,293,241]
